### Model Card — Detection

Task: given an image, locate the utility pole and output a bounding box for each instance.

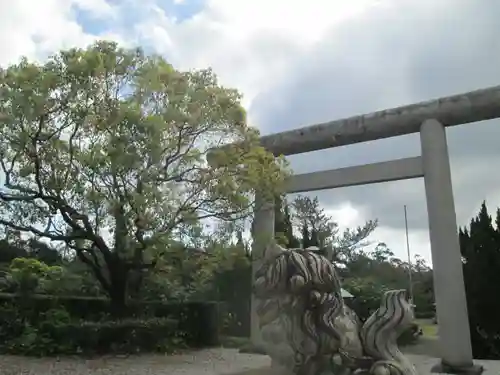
[404,205,414,307]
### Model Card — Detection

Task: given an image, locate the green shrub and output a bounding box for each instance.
[8,258,52,294]
[218,301,250,338]
[136,300,220,347]
[343,277,391,322]
[55,318,182,355]
[0,304,181,356]
[0,293,110,320]
[0,294,220,354]
[213,265,251,338]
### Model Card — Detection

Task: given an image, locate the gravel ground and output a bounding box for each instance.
[0,349,271,375]
[2,348,499,375]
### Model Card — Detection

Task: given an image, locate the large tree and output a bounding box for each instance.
[0,41,286,310]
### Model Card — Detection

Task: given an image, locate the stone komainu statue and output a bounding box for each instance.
[253,243,418,375]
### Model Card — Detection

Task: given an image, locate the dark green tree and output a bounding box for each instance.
[411,254,434,315]
[0,233,62,265]
[26,239,63,265]
[274,194,288,246]
[236,231,245,248]
[459,201,500,359]
[283,201,300,248]
[274,195,300,248]
[310,228,320,247]
[301,223,312,248]
[0,238,27,263]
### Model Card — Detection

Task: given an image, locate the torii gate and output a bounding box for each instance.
[212,85,500,374]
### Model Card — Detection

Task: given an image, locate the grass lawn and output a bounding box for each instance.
[415,318,439,339]
[220,336,250,349]
[402,319,440,356]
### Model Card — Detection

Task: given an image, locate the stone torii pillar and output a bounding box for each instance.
[420,119,482,375]
[250,192,274,348]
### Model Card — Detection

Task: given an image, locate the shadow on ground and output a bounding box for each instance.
[402,337,441,357]
[222,331,442,375]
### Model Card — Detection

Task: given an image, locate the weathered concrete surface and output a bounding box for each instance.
[258,85,500,156]
[286,156,423,193]
[250,193,274,349]
[206,85,500,163]
[420,119,476,373]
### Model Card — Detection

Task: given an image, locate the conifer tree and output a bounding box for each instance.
[459,201,500,359]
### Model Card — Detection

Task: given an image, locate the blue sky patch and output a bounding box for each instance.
[74,9,112,35]
[158,0,206,22]
[74,0,207,39]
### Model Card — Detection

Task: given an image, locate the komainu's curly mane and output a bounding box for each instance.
[254,243,418,375]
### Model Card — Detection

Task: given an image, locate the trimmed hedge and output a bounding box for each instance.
[218,300,250,338]
[147,299,220,347]
[0,293,220,355]
[213,265,251,338]
[414,310,435,319]
[0,312,180,355]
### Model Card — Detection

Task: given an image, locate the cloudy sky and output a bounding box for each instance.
[2,0,500,265]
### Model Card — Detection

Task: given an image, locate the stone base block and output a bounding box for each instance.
[431,361,484,375]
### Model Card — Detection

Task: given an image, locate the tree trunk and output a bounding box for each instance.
[128,270,144,300]
[107,257,129,317]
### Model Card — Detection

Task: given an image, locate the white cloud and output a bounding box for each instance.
[130,0,385,108]
[374,226,432,267]
[326,203,432,265]
[1,0,495,265]
[327,204,361,229]
[0,0,385,108]
[201,0,382,44]
[0,0,119,66]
